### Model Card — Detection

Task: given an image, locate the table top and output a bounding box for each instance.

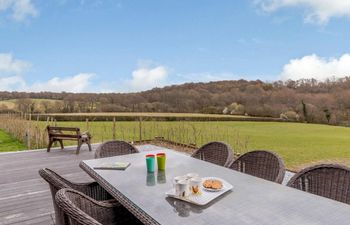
[80,148,350,225]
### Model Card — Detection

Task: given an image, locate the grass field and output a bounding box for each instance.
[38,112,272,122]
[37,120,350,171]
[0,129,26,152]
[1,110,350,171]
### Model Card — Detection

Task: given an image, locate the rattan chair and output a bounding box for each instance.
[229,150,285,183]
[191,142,234,167]
[287,164,350,204]
[39,168,115,225]
[56,188,142,225]
[95,140,139,159]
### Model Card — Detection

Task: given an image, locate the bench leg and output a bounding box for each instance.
[47,140,53,152]
[76,140,82,155]
[87,139,92,152]
[58,140,64,150]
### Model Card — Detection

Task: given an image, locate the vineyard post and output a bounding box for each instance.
[86,118,89,131]
[36,115,40,149]
[27,113,32,149]
[112,117,116,140]
[139,117,142,142]
[44,117,50,147]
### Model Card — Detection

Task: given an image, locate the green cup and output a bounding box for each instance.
[146,154,155,173]
[157,153,166,171]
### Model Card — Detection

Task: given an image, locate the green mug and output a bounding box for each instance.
[157,153,166,171]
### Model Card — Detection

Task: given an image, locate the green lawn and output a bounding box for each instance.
[2,113,350,171]
[0,129,26,152]
[39,121,350,171]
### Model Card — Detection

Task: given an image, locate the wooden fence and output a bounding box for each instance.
[0,113,251,154]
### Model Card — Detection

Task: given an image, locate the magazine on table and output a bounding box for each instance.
[94,162,131,170]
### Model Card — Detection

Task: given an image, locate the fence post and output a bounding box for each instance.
[36,115,40,149]
[27,113,32,149]
[139,117,142,142]
[86,118,89,131]
[112,117,116,140]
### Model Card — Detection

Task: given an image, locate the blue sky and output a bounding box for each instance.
[1,0,350,92]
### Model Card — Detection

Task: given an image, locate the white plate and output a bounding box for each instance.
[165,177,233,206]
[202,177,225,192]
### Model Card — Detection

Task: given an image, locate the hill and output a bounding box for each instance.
[1,78,350,125]
[0,99,62,112]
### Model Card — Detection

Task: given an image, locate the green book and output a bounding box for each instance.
[94,162,131,170]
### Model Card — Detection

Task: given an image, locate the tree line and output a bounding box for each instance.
[1,77,350,125]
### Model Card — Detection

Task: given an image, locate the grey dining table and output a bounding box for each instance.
[80,148,350,225]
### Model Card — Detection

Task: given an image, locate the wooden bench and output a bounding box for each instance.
[47,126,92,154]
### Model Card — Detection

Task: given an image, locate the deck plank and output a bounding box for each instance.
[0,146,96,225]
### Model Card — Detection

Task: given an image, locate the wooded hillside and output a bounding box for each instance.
[1,78,350,125]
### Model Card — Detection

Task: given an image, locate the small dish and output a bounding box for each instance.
[202,178,225,192]
[202,186,224,192]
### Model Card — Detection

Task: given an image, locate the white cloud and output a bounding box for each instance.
[129,66,168,91]
[0,52,98,93]
[0,75,25,91]
[0,73,95,93]
[280,54,350,80]
[0,53,30,91]
[26,73,95,93]
[0,0,38,22]
[0,53,31,74]
[255,0,350,24]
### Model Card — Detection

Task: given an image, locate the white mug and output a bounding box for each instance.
[186,173,199,180]
[173,175,187,188]
[189,177,202,194]
[175,180,189,198]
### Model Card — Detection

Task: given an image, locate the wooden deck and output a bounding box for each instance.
[0,144,171,225]
[0,144,294,225]
[0,145,98,225]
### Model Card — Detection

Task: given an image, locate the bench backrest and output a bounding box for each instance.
[47,126,81,138]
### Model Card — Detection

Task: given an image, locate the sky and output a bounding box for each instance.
[1,0,350,93]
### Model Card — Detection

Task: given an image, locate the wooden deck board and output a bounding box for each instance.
[0,146,96,225]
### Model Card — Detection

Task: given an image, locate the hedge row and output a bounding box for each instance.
[32,114,283,122]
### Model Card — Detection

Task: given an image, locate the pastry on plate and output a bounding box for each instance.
[203,179,223,190]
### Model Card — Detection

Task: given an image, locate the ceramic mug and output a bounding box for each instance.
[189,177,202,194]
[173,175,187,188]
[175,179,189,198]
[186,173,199,180]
